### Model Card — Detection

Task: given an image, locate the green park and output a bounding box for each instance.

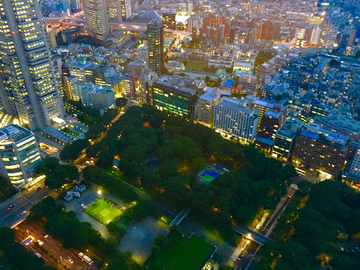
[85,198,122,225]
[148,234,214,270]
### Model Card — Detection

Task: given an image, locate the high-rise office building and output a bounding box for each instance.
[106,0,122,23]
[120,0,131,21]
[322,11,351,51]
[83,0,111,41]
[0,0,64,130]
[0,124,42,189]
[147,18,164,76]
[202,16,231,40]
[161,9,176,30]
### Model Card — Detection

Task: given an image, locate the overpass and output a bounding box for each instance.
[233,225,272,245]
[170,208,190,226]
[45,17,191,36]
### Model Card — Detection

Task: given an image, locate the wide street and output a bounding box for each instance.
[0,187,52,228]
[14,219,97,270]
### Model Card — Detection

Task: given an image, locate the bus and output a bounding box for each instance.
[78,252,93,265]
[21,236,34,246]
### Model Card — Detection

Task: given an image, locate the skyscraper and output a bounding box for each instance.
[106,0,131,22]
[0,0,65,130]
[83,0,111,41]
[120,0,131,21]
[147,18,164,76]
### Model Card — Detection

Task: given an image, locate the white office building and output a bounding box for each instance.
[79,83,115,111]
[213,97,259,143]
[0,124,42,189]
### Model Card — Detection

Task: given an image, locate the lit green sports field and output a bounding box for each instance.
[85,198,122,225]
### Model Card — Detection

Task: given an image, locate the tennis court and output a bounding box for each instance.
[201,170,219,183]
[85,198,122,225]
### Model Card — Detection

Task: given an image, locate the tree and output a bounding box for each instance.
[87,123,105,139]
[96,151,113,169]
[86,144,100,158]
[188,37,200,49]
[116,98,128,108]
[0,176,17,202]
[329,59,340,67]
[151,244,161,256]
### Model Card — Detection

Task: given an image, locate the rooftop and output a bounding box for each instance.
[0,124,32,143]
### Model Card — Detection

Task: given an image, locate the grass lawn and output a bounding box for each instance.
[85,198,122,225]
[179,60,207,71]
[148,234,214,270]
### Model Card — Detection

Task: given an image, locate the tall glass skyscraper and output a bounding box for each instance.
[84,0,111,41]
[0,0,65,130]
[147,18,164,76]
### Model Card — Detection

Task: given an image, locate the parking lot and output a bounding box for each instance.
[119,216,169,265]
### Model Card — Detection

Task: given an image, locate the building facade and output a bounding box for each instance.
[152,82,197,119]
[213,97,258,144]
[0,124,42,189]
[196,88,220,126]
[292,123,349,177]
[0,0,65,130]
[83,0,111,41]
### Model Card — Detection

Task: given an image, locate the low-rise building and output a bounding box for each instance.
[81,83,116,111]
[208,56,234,69]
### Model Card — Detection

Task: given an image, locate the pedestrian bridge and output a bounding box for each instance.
[233,225,272,245]
[170,208,190,226]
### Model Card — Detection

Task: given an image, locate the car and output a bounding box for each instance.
[43,234,49,239]
[35,253,41,258]
[68,258,74,264]
[20,210,27,216]
[237,255,242,261]
[7,204,14,210]
[37,240,44,246]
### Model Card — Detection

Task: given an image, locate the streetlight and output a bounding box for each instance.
[97,190,102,195]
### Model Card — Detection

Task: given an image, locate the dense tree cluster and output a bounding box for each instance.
[0,176,17,202]
[254,50,277,69]
[82,166,139,203]
[60,139,89,162]
[61,100,119,162]
[80,105,296,240]
[36,157,79,189]
[0,227,56,270]
[29,197,100,249]
[45,211,100,249]
[257,180,360,270]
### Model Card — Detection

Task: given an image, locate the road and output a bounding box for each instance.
[0,188,52,228]
[238,194,294,270]
[14,219,97,270]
